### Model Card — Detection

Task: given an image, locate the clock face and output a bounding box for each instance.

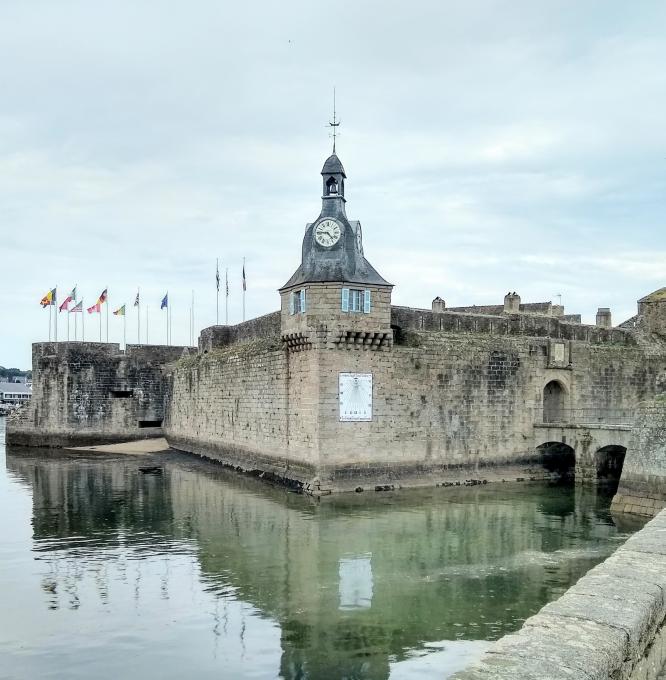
[314,219,341,247]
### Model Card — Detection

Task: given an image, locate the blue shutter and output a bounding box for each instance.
[300,289,306,313]
[364,289,371,313]
[341,287,350,312]
[289,292,295,315]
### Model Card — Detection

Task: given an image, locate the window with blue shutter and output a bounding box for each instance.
[341,288,350,312]
[289,292,295,315]
[363,289,371,313]
[300,289,306,313]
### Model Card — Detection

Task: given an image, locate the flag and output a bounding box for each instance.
[225,269,229,297]
[40,288,56,307]
[70,286,77,301]
[96,288,108,306]
[113,305,126,316]
[242,262,246,291]
[161,293,168,309]
[134,290,140,307]
[59,296,73,312]
[87,303,100,314]
[216,261,220,292]
[69,301,83,313]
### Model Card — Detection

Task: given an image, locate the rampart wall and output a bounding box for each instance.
[6,342,187,448]
[612,400,666,516]
[452,509,666,679]
[165,314,664,493]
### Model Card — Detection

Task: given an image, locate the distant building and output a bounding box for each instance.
[0,381,31,404]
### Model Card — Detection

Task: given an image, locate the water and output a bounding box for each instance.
[0,418,646,680]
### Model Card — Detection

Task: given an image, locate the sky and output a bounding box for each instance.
[1,0,665,368]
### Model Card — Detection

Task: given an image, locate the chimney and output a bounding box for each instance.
[596,308,612,329]
[503,292,521,314]
[432,297,446,313]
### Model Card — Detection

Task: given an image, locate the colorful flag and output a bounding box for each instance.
[161,293,168,310]
[40,288,56,307]
[87,303,100,314]
[242,263,246,291]
[70,286,77,301]
[96,288,108,306]
[134,290,140,307]
[216,261,220,292]
[59,296,72,312]
[113,305,126,316]
[69,301,83,313]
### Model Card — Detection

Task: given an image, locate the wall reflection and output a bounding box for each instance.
[5,447,639,680]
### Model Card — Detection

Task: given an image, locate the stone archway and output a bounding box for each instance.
[595,445,626,488]
[543,380,566,423]
[536,441,576,479]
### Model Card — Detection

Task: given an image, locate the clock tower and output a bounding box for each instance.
[279,151,393,351]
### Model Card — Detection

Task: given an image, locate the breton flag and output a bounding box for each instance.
[87,303,100,314]
[134,290,140,307]
[242,262,246,291]
[225,269,229,297]
[96,288,108,306]
[69,301,83,313]
[216,261,220,292]
[40,288,56,307]
[161,293,168,309]
[113,305,126,316]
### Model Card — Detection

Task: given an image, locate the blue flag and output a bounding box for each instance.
[161,293,168,309]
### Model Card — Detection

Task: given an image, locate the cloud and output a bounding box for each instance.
[0,0,664,366]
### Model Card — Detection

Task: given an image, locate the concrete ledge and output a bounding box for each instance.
[452,510,666,679]
[6,429,164,449]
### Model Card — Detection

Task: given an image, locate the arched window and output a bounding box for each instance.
[543,380,565,423]
[327,177,339,195]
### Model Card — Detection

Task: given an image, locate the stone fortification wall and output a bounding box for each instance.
[453,509,666,680]
[198,312,280,352]
[6,342,187,448]
[164,339,325,492]
[391,305,635,345]
[612,400,666,516]
[447,301,555,316]
[164,319,663,493]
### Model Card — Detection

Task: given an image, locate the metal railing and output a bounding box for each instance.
[540,407,635,427]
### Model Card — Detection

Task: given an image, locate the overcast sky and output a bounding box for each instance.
[1,1,665,368]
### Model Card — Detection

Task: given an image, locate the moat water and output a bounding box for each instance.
[0,418,646,680]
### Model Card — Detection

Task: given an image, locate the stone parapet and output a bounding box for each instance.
[391,305,636,345]
[198,312,281,352]
[452,510,666,679]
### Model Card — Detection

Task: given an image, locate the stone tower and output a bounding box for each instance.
[279,152,393,350]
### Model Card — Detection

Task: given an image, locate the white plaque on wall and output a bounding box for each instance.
[339,373,373,422]
[553,342,565,363]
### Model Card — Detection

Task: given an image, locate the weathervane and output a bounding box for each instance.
[328,88,340,153]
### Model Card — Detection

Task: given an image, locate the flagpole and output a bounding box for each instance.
[216,258,219,325]
[242,258,246,322]
[74,286,77,341]
[123,313,126,351]
[146,305,149,345]
[54,288,58,342]
[137,287,141,344]
[99,306,102,342]
[165,297,168,346]
[106,287,109,343]
[67,309,70,342]
[82,303,85,341]
[225,268,229,325]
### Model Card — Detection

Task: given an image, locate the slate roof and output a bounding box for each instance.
[0,382,31,394]
[321,153,346,176]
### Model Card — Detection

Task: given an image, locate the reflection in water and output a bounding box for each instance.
[0,418,646,680]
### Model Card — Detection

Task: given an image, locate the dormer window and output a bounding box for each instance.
[327,177,339,195]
